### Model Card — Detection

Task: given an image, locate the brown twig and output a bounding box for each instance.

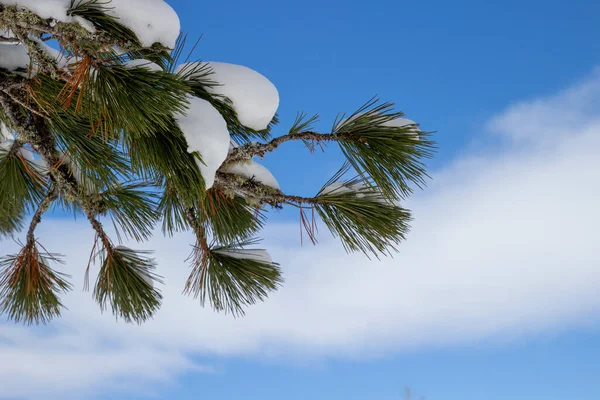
[26,186,59,245]
[2,88,47,118]
[225,131,338,163]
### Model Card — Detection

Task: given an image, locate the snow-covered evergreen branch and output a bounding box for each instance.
[0,0,434,324]
[226,131,338,163]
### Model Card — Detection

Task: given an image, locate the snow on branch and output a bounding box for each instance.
[174,96,230,189]
[221,159,280,190]
[178,62,279,131]
[0,0,180,47]
[0,0,434,324]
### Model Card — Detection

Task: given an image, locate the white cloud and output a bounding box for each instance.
[2,71,600,398]
[487,67,600,142]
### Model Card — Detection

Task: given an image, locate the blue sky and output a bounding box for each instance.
[173,0,600,208]
[2,0,600,399]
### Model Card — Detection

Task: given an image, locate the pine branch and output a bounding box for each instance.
[182,204,278,317]
[157,180,190,236]
[0,71,26,92]
[66,0,141,47]
[182,206,212,302]
[226,99,435,201]
[314,182,411,257]
[0,93,70,187]
[0,207,24,240]
[1,4,436,324]
[1,85,165,323]
[198,188,265,244]
[49,114,130,191]
[25,185,59,244]
[215,167,412,257]
[226,131,336,163]
[0,136,48,235]
[180,62,274,142]
[0,143,53,240]
[128,125,207,220]
[9,28,58,76]
[99,182,159,242]
[93,245,163,324]
[2,86,163,321]
[84,203,162,323]
[0,4,159,52]
[184,238,282,316]
[2,70,157,244]
[332,98,435,198]
[1,87,47,118]
[0,90,25,130]
[0,93,108,216]
[214,171,314,208]
[0,244,72,325]
[28,61,190,140]
[0,36,19,44]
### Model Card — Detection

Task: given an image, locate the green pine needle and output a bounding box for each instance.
[87,63,190,138]
[93,245,163,324]
[0,203,25,239]
[333,97,436,199]
[67,0,141,47]
[0,246,72,325]
[185,239,282,317]
[315,167,412,257]
[30,62,190,140]
[0,143,47,234]
[0,4,436,326]
[290,112,319,135]
[157,181,190,236]
[128,124,207,206]
[199,188,265,244]
[100,182,159,242]
[50,114,129,191]
[179,62,273,142]
[290,112,320,150]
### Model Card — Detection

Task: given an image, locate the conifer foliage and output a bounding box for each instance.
[0,0,435,324]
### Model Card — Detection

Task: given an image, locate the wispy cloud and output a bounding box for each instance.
[2,71,600,399]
